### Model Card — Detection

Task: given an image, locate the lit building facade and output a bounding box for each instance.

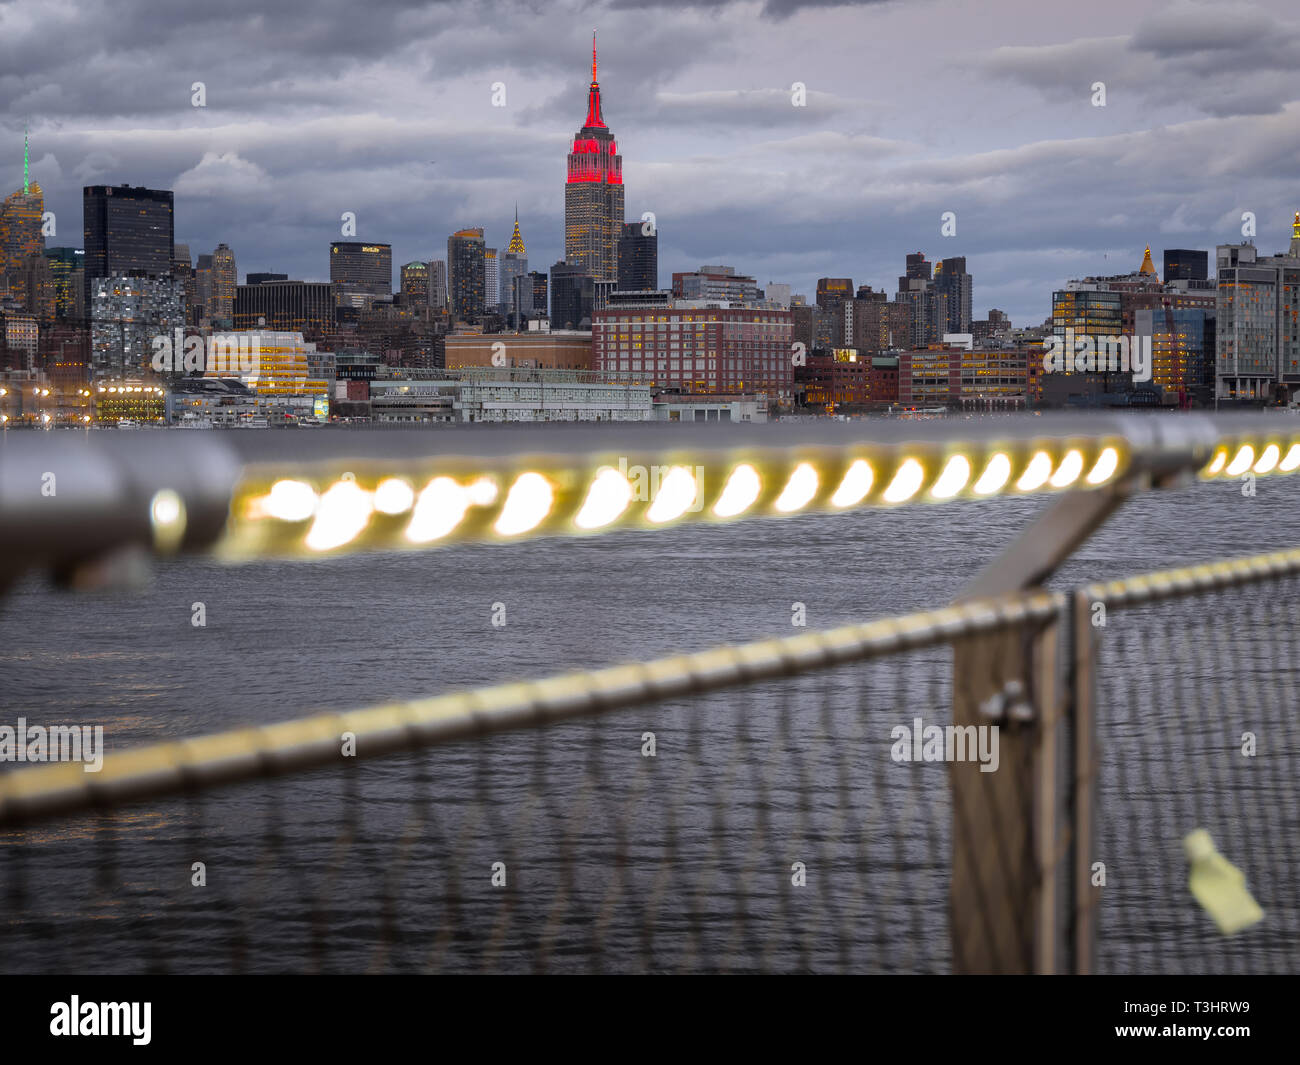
[46,247,85,319]
[234,280,336,337]
[0,131,43,292]
[401,261,430,307]
[330,241,392,305]
[593,304,794,399]
[899,345,1030,409]
[89,274,185,380]
[1135,307,1216,406]
[202,330,330,400]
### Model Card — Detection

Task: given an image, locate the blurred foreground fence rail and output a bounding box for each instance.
[2,414,1298,972]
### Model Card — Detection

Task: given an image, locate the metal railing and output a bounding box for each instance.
[1,413,1297,973]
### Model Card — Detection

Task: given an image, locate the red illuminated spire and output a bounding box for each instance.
[584,29,606,129]
[567,32,620,185]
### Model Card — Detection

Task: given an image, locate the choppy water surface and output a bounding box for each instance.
[2,456,1297,972]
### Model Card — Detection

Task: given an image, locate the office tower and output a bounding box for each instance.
[174,245,200,328]
[934,256,973,334]
[815,278,854,346]
[447,228,485,320]
[17,252,54,321]
[904,253,931,282]
[1214,239,1300,401]
[89,274,185,380]
[45,247,85,319]
[1136,306,1216,405]
[565,33,624,281]
[246,272,289,285]
[194,253,213,322]
[617,221,656,291]
[83,184,174,304]
[211,243,236,325]
[330,241,392,305]
[0,130,43,288]
[816,278,852,308]
[524,270,548,317]
[1164,249,1209,282]
[499,209,528,318]
[484,248,499,313]
[401,261,430,307]
[428,260,448,311]
[234,280,336,337]
[550,261,594,329]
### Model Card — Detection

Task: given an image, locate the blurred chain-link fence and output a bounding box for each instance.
[2,551,1298,973]
[1088,571,1300,975]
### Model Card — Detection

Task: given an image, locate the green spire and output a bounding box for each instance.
[23,125,29,194]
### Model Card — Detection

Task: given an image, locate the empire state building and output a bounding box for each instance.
[564,33,624,282]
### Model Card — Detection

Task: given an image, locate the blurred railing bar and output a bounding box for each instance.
[0,412,1277,591]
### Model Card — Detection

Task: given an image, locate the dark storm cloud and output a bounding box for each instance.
[1130,0,1283,56]
[607,0,901,18]
[986,1,1300,118]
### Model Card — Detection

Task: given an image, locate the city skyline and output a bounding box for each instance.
[7,0,1300,323]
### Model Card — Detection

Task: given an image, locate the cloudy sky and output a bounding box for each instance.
[5,0,1300,325]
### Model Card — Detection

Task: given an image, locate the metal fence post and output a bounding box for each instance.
[950,611,1062,973]
[1070,587,1099,974]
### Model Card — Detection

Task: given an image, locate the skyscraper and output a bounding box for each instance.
[550,261,594,329]
[45,247,85,319]
[484,248,499,314]
[934,257,973,335]
[565,33,624,282]
[0,130,43,291]
[448,229,485,320]
[211,242,236,325]
[617,221,656,291]
[330,241,392,307]
[499,208,529,319]
[521,270,548,318]
[83,184,174,303]
[401,261,430,307]
[428,260,448,311]
[194,253,213,322]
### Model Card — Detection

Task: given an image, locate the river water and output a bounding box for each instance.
[1,456,1297,972]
